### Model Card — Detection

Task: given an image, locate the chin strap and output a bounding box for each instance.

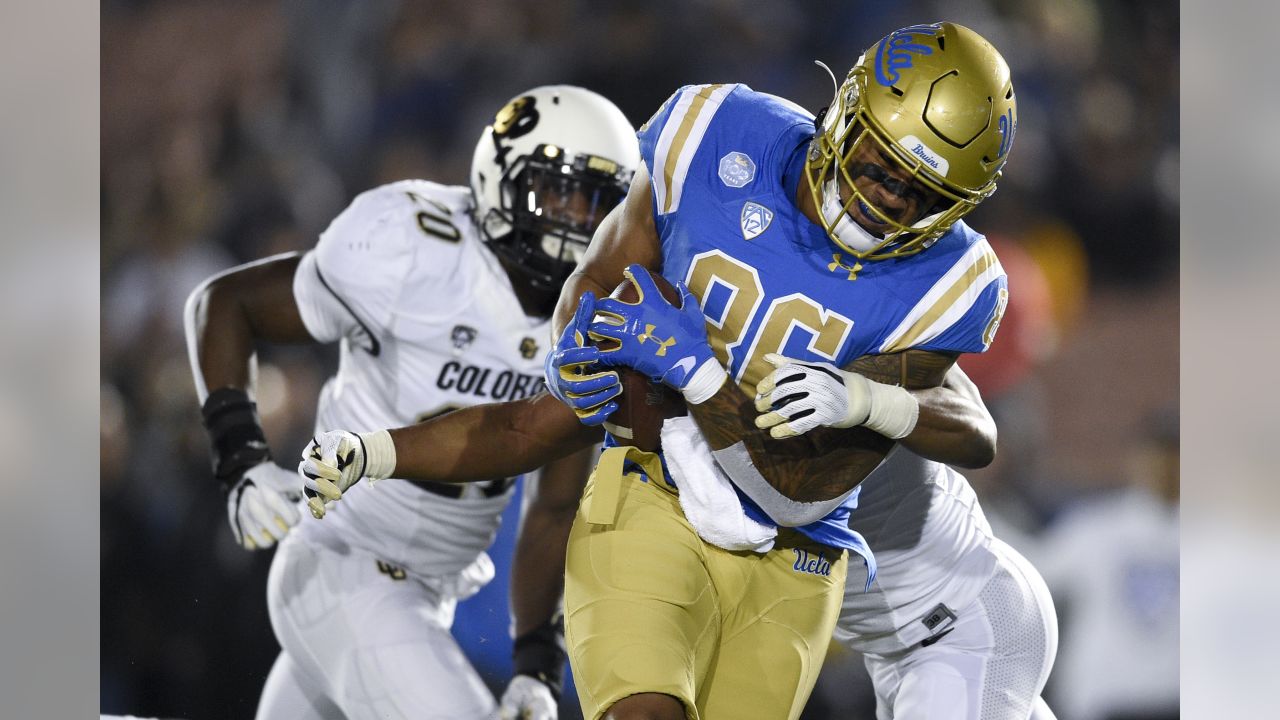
[821,175,882,253]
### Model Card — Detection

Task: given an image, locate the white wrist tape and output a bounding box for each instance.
[682,357,729,405]
[833,372,873,428]
[711,441,857,527]
[862,380,920,439]
[358,429,397,480]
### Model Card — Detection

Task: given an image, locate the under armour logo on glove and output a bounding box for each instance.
[587,264,727,404]
[637,324,676,356]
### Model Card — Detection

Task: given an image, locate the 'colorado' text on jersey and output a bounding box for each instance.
[635,84,1007,557]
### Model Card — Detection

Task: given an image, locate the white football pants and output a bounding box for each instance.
[863,538,1058,720]
[256,530,498,720]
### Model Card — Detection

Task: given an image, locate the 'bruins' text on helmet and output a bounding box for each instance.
[806,22,1017,260]
[470,86,640,307]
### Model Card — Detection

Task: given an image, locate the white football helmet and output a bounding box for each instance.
[471,85,639,297]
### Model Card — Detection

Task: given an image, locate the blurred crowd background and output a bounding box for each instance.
[101,1,1179,718]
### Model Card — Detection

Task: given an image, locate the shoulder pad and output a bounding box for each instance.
[638,84,814,215]
[314,180,473,283]
[878,233,1008,354]
[638,83,740,215]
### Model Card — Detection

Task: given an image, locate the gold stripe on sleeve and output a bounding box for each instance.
[662,84,724,214]
[883,251,999,353]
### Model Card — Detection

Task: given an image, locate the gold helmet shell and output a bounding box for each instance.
[806,22,1017,259]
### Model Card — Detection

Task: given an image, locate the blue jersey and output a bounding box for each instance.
[633,84,1008,567]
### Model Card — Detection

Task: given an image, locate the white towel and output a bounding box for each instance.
[660,416,776,553]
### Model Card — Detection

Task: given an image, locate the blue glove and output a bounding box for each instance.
[587,264,728,404]
[543,291,622,425]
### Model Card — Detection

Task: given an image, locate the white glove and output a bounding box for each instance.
[298,429,397,519]
[226,461,303,550]
[754,353,919,440]
[499,674,558,720]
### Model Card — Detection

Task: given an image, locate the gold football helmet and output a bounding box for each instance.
[805,22,1017,259]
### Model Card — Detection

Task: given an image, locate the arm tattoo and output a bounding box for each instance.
[688,382,893,502]
[683,351,956,502]
[844,350,959,389]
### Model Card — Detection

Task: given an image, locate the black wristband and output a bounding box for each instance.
[201,387,271,488]
[512,614,567,701]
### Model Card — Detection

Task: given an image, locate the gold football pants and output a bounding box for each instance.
[564,446,848,720]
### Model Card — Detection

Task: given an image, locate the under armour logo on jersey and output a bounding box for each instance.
[637,324,676,356]
[718,151,756,188]
[451,325,478,351]
[740,202,774,240]
[828,253,864,281]
[519,337,539,359]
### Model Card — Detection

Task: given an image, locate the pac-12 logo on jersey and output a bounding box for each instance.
[740,201,773,240]
[451,325,478,350]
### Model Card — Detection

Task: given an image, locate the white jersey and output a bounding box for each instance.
[836,446,999,656]
[291,179,551,580]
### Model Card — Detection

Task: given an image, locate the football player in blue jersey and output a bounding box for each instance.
[300,22,1056,720]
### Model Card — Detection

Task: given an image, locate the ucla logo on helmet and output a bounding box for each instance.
[875,23,942,87]
[740,201,774,240]
[718,151,756,188]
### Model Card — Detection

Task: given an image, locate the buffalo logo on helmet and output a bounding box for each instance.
[490,95,540,170]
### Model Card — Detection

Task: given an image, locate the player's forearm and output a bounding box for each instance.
[184,253,311,400]
[186,274,260,397]
[840,350,994,466]
[689,381,889,502]
[899,384,997,468]
[388,395,601,485]
[509,504,573,636]
[509,447,592,637]
[553,270,612,340]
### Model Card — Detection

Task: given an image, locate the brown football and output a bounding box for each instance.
[594,269,687,452]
